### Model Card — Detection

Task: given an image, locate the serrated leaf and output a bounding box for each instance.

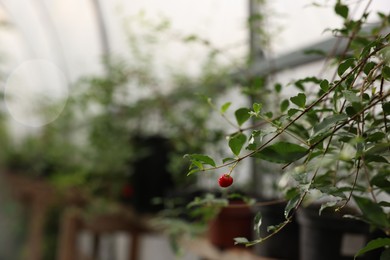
[229,133,247,156]
[338,58,355,76]
[220,102,231,114]
[290,93,306,108]
[235,108,251,126]
[252,142,308,164]
[335,3,349,19]
[354,238,390,259]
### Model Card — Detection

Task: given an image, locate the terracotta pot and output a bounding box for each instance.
[208,201,254,250]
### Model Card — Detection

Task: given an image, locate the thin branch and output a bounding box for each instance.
[337,158,361,211]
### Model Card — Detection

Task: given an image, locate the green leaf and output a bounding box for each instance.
[338,58,355,76]
[383,102,390,115]
[343,90,360,103]
[319,201,339,215]
[379,201,390,207]
[345,106,358,118]
[288,108,300,117]
[267,221,286,233]
[365,155,389,164]
[363,61,376,75]
[353,196,390,228]
[285,193,300,218]
[313,114,348,134]
[274,83,282,93]
[264,111,273,118]
[229,133,247,156]
[280,99,289,112]
[370,172,390,192]
[383,66,390,81]
[186,154,216,167]
[247,130,263,151]
[319,79,329,92]
[365,143,390,156]
[335,2,349,19]
[187,167,201,176]
[234,237,249,245]
[253,103,262,114]
[360,39,381,58]
[252,142,308,164]
[253,212,262,237]
[354,238,390,259]
[290,93,306,108]
[220,102,231,114]
[366,132,386,142]
[235,108,251,126]
[294,77,322,91]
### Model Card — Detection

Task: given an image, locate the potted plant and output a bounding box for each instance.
[186,1,390,259]
[185,192,256,250]
[52,13,242,215]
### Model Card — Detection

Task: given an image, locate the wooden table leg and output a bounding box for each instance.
[57,209,82,260]
[129,230,140,260]
[92,233,100,260]
[26,198,47,260]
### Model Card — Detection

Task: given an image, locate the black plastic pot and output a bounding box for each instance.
[297,205,371,260]
[123,135,175,213]
[255,201,299,260]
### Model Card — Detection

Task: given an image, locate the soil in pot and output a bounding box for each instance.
[208,200,254,250]
[254,200,299,260]
[297,205,372,260]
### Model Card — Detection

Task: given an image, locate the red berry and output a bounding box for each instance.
[218,174,233,188]
[122,184,134,198]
